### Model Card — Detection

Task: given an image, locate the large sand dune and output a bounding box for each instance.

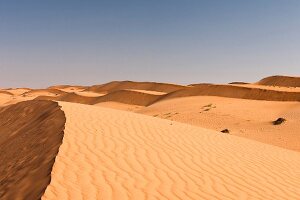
[1,76,300,199]
[0,100,65,200]
[35,82,300,111]
[161,84,300,102]
[257,75,300,87]
[37,90,163,106]
[85,81,187,93]
[94,90,163,106]
[43,102,300,200]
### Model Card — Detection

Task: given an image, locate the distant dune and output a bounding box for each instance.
[36,82,300,110]
[36,92,96,104]
[0,100,65,200]
[0,90,13,96]
[228,81,249,85]
[37,90,163,106]
[257,75,300,87]
[47,85,88,90]
[161,83,300,102]
[22,89,68,97]
[94,90,162,106]
[85,81,187,93]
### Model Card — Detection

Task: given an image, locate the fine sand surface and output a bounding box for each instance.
[126,89,167,95]
[0,94,12,105]
[162,84,300,102]
[43,102,300,200]
[0,100,65,200]
[139,96,300,151]
[95,101,144,112]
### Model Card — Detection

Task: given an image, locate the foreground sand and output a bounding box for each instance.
[43,102,300,200]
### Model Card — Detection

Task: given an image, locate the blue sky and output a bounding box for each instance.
[0,0,300,87]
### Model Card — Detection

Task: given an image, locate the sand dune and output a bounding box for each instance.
[36,83,300,110]
[85,81,187,93]
[95,102,143,112]
[37,90,163,106]
[229,83,300,92]
[257,75,300,87]
[1,76,300,199]
[75,91,106,97]
[126,89,166,95]
[7,77,300,109]
[0,94,13,106]
[0,90,13,96]
[228,81,249,85]
[2,88,31,96]
[0,100,65,200]
[22,89,68,97]
[139,96,300,151]
[48,85,88,90]
[43,102,300,200]
[161,84,300,102]
[36,92,96,104]
[94,90,162,106]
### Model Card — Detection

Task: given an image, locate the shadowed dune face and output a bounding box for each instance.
[36,92,97,104]
[93,90,163,106]
[85,81,187,93]
[257,75,300,87]
[0,100,66,200]
[161,84,300,102]
[36,90,163,106]
[33,79,300,110]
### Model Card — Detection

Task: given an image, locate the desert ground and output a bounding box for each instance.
[0,75,300,199]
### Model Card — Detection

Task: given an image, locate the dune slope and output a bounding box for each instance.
[85,81,186,93]
[161,84,300,102]
[37,90,162,106]
[0,100,66,200]
[139,96,300,151]
[43,102,300,200]
[257,75,300,87]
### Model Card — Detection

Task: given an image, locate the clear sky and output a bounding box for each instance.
[0,0,300,88]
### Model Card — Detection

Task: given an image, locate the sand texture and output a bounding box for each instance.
[0,100,65,200]
[257,75,300,87]
[43,102,300,200]
[139,96,300,151]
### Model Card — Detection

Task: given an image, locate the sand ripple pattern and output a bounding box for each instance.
[43,102,300,200]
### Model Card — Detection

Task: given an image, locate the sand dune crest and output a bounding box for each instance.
[257,75,300,87]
